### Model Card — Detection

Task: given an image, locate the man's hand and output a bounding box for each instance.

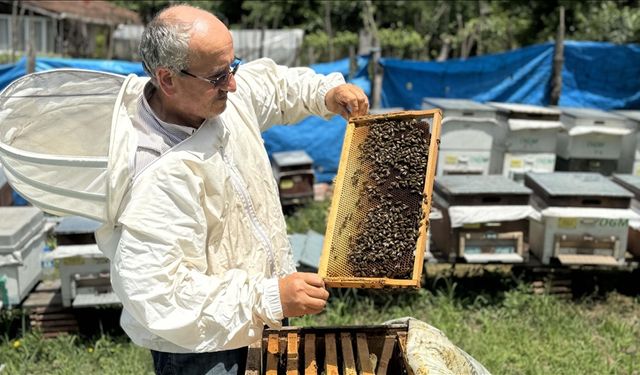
[278,272,329,317]
[325,84,369,120]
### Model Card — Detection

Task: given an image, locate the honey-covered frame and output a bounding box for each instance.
[318,110,442,288]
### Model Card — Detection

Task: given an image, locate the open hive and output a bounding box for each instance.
[245,324,410,375]
[318,110,442,288]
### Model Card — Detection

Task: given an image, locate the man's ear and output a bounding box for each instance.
[156,67,178,97]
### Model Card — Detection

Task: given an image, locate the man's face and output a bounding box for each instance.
[173,44,238,122]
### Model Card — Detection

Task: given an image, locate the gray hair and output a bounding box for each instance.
[139,16,193,86]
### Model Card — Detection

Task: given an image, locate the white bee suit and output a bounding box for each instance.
[0,59,345,352]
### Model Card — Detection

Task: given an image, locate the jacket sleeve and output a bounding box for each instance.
[233,58,346,131]
[111,168,282,352]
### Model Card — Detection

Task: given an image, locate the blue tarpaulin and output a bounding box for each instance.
[560,41,640,109]
[380,41,640,110]
[262,56,371,183]
[1,42,638,183]
[380,43,555,109]
[0,57,146,90]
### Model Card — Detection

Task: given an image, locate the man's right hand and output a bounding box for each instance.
[278,272,329,317]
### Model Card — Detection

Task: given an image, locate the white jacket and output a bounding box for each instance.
[0,59,344,352]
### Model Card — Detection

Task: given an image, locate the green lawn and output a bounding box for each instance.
[1,286,638,374]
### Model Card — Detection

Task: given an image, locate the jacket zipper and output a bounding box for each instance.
[222,151,278,276]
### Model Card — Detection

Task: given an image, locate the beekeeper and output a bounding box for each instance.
[95,4,369,375]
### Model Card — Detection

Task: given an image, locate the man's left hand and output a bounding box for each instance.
[325,84,369,120]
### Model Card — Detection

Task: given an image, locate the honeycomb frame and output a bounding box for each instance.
[318,110,442,288]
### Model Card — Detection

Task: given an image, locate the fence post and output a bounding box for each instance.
[550,6,565,106]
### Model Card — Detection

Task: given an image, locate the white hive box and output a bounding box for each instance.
[0,206,45,306]
[430,175,536,263]
[488,102,563,182]
[422,98,504,175]
[613,111,640,175]
[525,172,636,266]
[610,174,640,258]
[49,244,115,308]
[556,108,634,175]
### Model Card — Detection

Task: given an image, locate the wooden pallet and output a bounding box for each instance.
[21,280,78,338]
[246,324,411,375]
[528,267,573,299]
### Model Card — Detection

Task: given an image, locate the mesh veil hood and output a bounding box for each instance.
[0,69,145,224]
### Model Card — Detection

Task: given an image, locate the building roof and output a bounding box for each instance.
[16,0,141,26]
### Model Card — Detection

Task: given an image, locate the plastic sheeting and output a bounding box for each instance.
[507,119,563,131]
[539,207,640,220]
[448,205,540,228]
[380,43,555,109]
[560,41,640,109]
[380,41,640,110]
[567,125,632,136]
[0,57,145,91]
[386,317,492,375]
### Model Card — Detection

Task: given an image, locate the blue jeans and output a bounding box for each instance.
[151,347,248,375]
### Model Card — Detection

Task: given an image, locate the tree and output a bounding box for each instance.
[111,0,640,61]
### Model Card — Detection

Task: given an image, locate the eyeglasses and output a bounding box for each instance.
[180,57,242,88]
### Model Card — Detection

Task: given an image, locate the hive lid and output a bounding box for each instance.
[271,150,313,167]
[0,206,44,252]
[614,110,640,122]
[54,216,102,235]
[435,175,531,196]
[422,98,496,112]
[526,172,632,198]
[611,174,640,197]
[487,102,561,116]
[560,107,627,122]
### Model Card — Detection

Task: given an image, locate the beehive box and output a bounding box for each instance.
[0,206,45,306]
[245,324,410,375]
[318,110,442,288]
[526,172,634,265]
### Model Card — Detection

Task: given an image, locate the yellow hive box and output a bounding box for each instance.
[319,110,442,288]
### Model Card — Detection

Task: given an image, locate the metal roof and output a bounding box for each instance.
[526,172,632,197]
[435,175,532,195]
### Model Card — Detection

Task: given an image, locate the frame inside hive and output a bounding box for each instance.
[318,110,442,288]
[244,324,410,375]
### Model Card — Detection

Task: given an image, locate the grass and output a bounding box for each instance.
[2,282,638,374]
[285,200,331,234]
[0,331,153,374]
[1,202,639,374]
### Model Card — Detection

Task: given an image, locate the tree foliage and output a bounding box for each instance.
[112,0,640,62]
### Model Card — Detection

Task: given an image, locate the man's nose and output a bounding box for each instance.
[221,74,237,93]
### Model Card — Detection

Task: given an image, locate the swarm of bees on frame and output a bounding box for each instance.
[347,118,430,279]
